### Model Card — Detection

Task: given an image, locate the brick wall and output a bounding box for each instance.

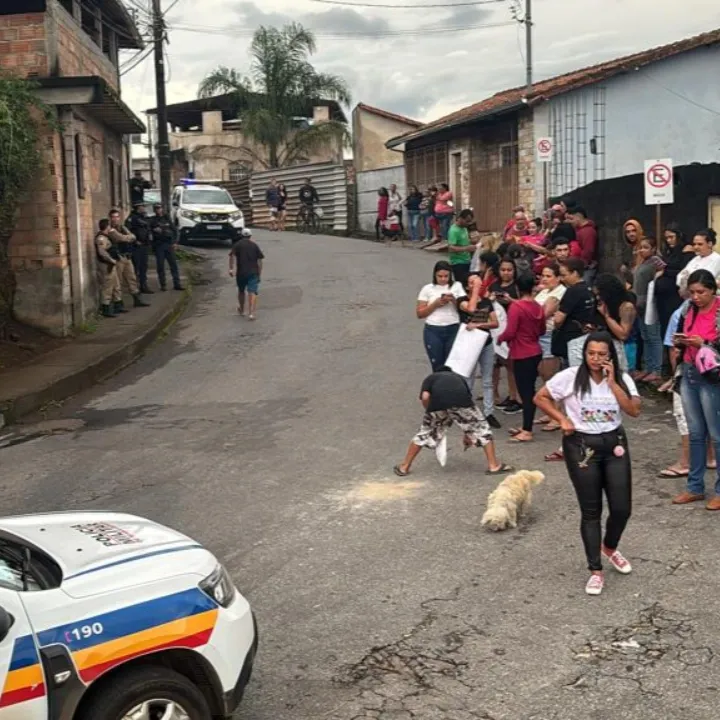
[517,111,535,216]
[0,12,47,75]
[50,2,119,90]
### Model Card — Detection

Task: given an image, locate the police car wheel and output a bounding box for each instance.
[78,667,212,720]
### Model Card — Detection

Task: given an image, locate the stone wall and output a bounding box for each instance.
[517,110,535,216]
[448,139,471,210]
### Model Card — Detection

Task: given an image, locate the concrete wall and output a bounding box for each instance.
[170,110,343,180]
[356,165,405,234]
[532,44,720,203]
[352,106,418,173]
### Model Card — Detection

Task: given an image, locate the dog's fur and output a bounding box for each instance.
[481,470,545,531]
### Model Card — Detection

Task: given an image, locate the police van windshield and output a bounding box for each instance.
[184,189,232,205]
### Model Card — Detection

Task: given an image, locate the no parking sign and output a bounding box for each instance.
[644,158,674,205]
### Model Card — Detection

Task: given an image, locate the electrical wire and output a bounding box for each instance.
[120,44,153,75]
[643,73,720,117]
[169,19,516,38]
[306,0,506,6]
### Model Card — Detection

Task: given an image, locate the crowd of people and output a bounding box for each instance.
[94,202,184,318]
[376,183,455,243]
[396,195,720,596]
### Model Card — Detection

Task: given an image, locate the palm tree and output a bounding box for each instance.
[198,23,351,169]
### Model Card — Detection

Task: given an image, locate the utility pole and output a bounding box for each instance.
[525,0,533,91]
[152,0,171,211]
[146,113,156,186]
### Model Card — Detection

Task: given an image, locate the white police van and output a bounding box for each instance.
[0,512,257,719]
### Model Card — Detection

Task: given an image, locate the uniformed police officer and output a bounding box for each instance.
[148,203,184,292]
[95,218,122,317]
[107,208,150,309]
[126,203,153,294]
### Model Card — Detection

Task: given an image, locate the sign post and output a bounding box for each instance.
[536,137,553,210]
[644,158,674,242]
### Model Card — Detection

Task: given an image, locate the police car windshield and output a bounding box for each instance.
[184,189,232,205]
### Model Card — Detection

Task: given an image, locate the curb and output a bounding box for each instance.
[0,287,191,425]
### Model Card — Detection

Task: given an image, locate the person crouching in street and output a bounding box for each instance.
[95,218,122,317]
[393,366,513,477]
[126,202,154,294]
[229,228,264,320]
[149,203,184,292]
[107,209,149,309]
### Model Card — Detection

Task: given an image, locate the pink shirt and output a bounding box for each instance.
[434,191,453,215]
[683,298,720,364]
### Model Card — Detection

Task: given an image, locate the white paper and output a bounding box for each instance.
[644,280,658,325]
[446,325,489,378]
[491,302,509,360]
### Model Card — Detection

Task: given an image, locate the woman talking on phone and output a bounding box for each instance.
[417,261,465,371]
[534,332,642,596]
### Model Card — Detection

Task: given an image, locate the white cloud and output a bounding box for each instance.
[119,0,720,125]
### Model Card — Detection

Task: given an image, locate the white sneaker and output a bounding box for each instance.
[604,549,632,574]
[585,574,604,596]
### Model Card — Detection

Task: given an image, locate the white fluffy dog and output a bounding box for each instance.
[481,470,545,531]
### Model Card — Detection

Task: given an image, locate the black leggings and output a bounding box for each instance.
[562,429,632,571]
[514,354,541,432]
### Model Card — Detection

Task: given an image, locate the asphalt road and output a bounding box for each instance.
[3,229,720,720]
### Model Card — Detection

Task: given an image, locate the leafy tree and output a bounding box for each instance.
[198,23,351,169]
[0,74,51,338]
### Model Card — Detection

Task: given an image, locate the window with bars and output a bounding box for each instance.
[228,163,251,182]
[499,143,519,168]
[405,142,448,190]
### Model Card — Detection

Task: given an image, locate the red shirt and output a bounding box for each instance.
[497,298,546,359]
[575,220,598,266]
[377,196,388,221]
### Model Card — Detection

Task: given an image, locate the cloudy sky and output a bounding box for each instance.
[120,0,720,127]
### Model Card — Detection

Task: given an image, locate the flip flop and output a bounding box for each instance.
[508,428,522,437]
[658,468,689,478]
[485,463,514,476]
[541,423,560,432]
[508,436,533,444]
[393,465,410,477]
[545,450,564,462]
[535,417,551,426]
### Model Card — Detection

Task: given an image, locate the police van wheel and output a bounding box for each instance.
[78,666,212,720]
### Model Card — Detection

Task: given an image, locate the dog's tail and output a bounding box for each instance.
[526,471,545,486]
[481,505,512,531]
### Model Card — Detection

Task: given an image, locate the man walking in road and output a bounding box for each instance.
[229,228,264,320]
[108,209,150,309]
[447,209,478,288]
[266,178,280,231]
[148,203,183,292]
[95,218,122,317]
[126,203,153,294]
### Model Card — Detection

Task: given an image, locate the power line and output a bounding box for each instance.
[169,19,515,38]
[644,73,720,117]
[120,45,153,75]
[307,0,506,6]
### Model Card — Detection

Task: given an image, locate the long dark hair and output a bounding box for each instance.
[432,260,455,285]
[594,273,632,321]
[479,250,500,276]
[573,331,630,397]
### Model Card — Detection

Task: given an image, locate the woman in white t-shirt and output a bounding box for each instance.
[417,261,465,371]
[676,229,720,296]
[534,331,642,597]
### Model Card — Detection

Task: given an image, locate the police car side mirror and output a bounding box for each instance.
[0,606,14,642]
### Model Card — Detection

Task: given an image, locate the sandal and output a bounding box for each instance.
[545,450,564,462]
[393,465,410,477]
[541,422,560,432]
[508,436,533,444]
[508,428,522,437]
[658,467,689,478]
[485,463,514,476]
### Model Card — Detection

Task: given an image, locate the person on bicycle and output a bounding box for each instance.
[298,178,319,220]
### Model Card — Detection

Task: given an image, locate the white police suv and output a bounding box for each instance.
[0,512,257,719]
[171,183,245,245]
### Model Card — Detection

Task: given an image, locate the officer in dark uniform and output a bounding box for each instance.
[148,203,184,291]
[126,203,153,294]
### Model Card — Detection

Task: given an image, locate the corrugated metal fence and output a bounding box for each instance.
[251,162,348,231]
[217,179,253,226]
[356,165,405,234]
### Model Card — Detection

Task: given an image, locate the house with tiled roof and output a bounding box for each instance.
[386,28,720,234]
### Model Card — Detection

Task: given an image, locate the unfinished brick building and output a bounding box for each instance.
[1,0,145,335]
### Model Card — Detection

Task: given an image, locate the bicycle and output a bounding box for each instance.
[295,205,322,234]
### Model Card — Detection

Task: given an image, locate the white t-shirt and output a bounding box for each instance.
[677,252,720,289]
[535,285,567,333]
[546,366,639,434]
[417,282,464,326]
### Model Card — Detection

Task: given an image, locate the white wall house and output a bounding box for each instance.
[532,42,720,205]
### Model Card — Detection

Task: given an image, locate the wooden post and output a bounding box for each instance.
[656,204,661,243]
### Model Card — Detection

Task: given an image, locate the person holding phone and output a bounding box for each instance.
[417,261,465,371]
[534,332,641,596]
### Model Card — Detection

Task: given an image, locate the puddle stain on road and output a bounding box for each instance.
[328,478,427,511]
